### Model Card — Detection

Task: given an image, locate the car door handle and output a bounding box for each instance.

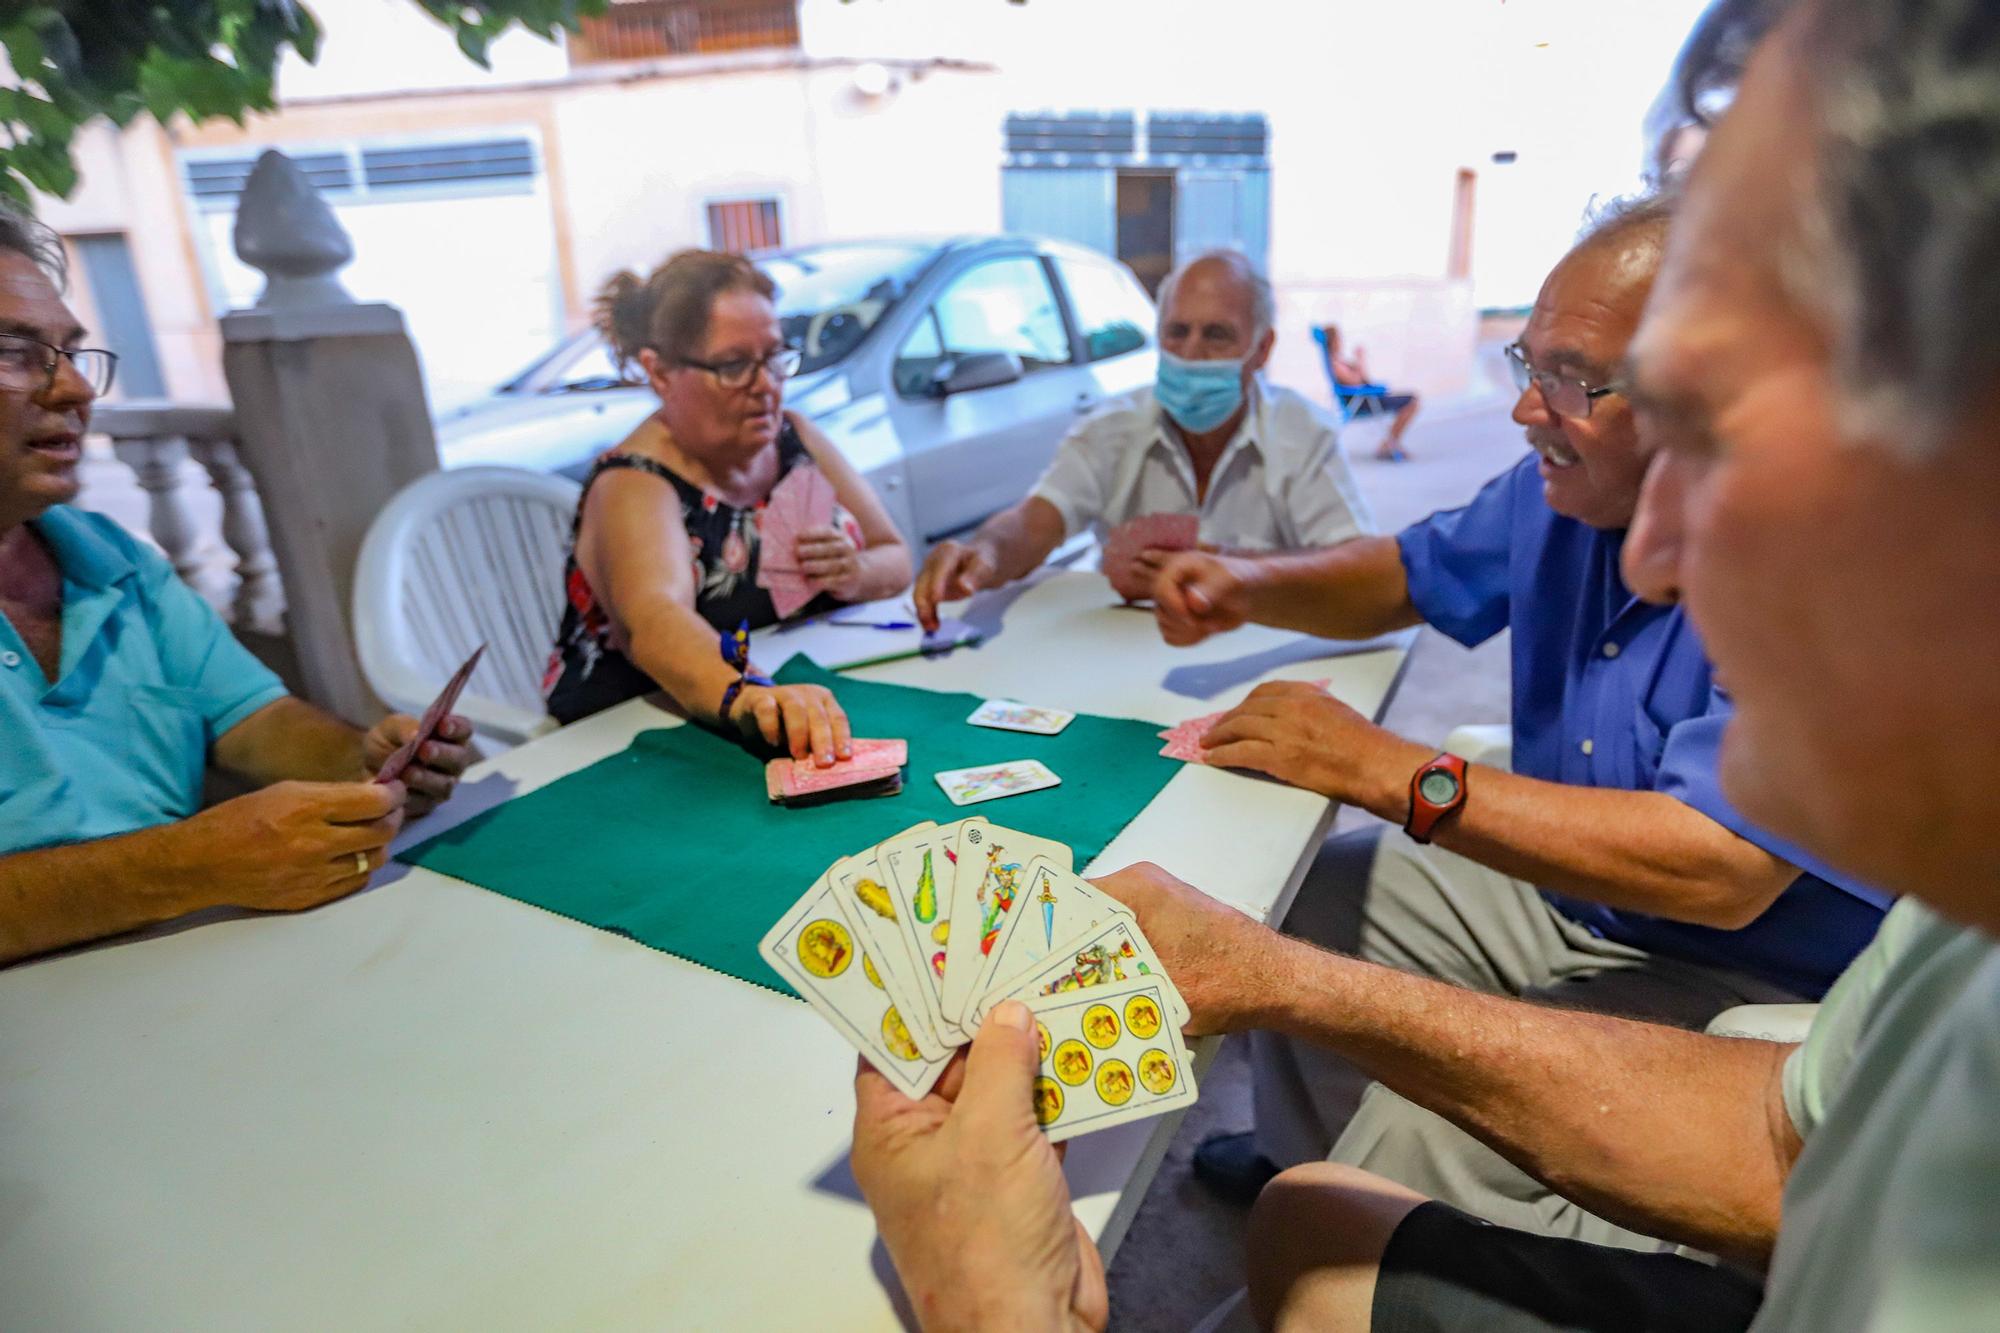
[1073,393,1099,414]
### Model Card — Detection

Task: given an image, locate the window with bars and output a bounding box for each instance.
[706,198,783,253]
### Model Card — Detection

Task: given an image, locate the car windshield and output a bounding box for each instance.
[499,241,938,396]
[760,241,938,374]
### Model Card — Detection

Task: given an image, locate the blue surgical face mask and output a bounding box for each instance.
[1155,351,1247,434]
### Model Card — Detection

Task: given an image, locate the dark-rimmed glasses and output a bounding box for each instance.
[675,346,803,391]
[1503,341,1621,419]
[0,332,118,397]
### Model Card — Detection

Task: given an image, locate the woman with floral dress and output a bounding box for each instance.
[544,250,911,763]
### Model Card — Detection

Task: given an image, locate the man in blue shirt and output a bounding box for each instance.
[0,205,471,967]
[1147,192,1885,1222]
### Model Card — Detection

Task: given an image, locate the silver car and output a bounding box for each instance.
[435,235,1159,549]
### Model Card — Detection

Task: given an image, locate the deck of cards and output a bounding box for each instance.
[756,464,838,619]
[766,737,907,806]
[759,818,1197,1141]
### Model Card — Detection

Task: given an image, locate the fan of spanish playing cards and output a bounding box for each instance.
[760,817,1196,1141]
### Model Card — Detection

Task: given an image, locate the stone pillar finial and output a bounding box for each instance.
[233,149,356,310]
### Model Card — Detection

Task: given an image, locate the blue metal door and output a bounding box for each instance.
[1002,168,1117,257]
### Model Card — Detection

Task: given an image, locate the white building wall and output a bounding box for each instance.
[551,64,1001,298]
[273,0,572,102]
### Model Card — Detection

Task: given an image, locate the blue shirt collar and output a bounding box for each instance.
[29,504,137,593]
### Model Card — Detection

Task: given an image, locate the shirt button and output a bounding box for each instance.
[0,650,19,669]
[1580,738,1595,756]
[1601,642,1621,659]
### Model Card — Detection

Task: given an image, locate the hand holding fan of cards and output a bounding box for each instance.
[756,464,846,619]
[1101,513,1199,603]
[760,817,1196,1142]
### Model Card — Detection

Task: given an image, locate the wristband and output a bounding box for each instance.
[719,672,774,720]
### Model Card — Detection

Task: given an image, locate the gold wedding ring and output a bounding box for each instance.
[355,851,370,875]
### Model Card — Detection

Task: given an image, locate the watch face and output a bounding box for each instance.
[1419,770,1461,805]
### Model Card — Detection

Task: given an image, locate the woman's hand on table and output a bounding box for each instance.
[851,1001,1109,1333]
[732,681,853,766]
[1089,861,1291,1038]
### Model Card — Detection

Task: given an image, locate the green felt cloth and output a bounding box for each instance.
[401,656,1180,994]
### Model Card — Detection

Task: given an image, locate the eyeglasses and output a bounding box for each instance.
[0,333,118,398]
[674,346,803,391]
[1503,341,1621,419]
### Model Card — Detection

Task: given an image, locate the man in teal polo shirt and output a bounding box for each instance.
[0,205,471,967]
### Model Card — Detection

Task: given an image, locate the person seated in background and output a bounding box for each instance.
[543,250,912,761]
[0,205,470,968]
[854,6,2000,1326]
[911,249,1373,627]
[1154,192,1886,1218]
[1320,324,1422,462]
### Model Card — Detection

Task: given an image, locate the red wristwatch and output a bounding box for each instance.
[1404,753,1468,844]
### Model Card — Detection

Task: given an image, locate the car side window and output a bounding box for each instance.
[896,257,1073,398]
[1056,257,1154,363]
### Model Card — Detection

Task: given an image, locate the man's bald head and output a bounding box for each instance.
[1157,250,1274,345]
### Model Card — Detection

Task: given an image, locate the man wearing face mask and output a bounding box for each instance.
[912,249,1372,629]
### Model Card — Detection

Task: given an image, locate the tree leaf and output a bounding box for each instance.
[6,0,615,199]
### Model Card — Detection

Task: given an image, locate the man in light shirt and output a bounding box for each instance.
[911,249,1372,628]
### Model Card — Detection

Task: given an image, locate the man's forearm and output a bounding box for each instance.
[1345,743,1797,927]
[212,696,366,787]
[970,497,1066,586]
[1239,536,1423,639]
[1257,939,1798,1266]
[0,824,205,965]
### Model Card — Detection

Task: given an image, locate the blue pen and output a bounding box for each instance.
[827,617,920,630]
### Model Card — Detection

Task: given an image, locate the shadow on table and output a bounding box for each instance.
[1160,629,1414,701]
[386,768,522,855]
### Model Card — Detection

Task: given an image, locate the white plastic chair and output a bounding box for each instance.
[1443,722,1818,1042]
[353,466,581,749]
[1704,1003,1818,1043]
[1443,723,1514,770]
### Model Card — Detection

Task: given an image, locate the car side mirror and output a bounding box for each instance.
[933,351,1024,397]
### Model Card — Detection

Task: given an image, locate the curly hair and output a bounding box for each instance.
[593,249,776,375]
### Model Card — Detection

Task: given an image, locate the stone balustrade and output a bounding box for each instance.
[91,401,287,637]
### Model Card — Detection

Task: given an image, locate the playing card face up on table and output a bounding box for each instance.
[759,818,1197,1139]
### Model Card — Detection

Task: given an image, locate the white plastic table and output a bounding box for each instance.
[0,571,1409,1330]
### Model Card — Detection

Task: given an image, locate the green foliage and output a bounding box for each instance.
[0,0,606,205]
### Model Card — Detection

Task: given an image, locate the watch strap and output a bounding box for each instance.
[1404,752,1468,845]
